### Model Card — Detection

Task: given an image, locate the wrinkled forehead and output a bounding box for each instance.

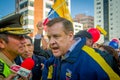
[46,24,65,34]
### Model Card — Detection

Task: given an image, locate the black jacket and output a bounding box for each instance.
[34,38,52,59]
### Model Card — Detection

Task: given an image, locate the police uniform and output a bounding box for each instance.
[0,52,13,79]
[0,13,32,79]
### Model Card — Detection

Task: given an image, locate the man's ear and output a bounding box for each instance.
[68,31,74,41]
[0,39,6,48]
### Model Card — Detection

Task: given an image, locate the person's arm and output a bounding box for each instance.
[34,35,42,55]
[33,21,52,58]
[34,20,43,55]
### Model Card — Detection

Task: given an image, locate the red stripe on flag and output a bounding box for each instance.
[43,18,49,31]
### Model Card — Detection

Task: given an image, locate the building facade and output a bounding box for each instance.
[73,22,83,35]
[94,0,120,43]
[73,14,94,30]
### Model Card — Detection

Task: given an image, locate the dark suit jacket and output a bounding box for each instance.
[34,38,52,59]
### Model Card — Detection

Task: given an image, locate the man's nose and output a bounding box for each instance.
[49,37,56,44]
[24,46,29,52]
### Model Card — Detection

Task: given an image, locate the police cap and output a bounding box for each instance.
[0,13,32,35]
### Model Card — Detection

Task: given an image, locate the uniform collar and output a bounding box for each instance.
[61,38,82,60]
[64,37,86,63]
[0,52,13,67]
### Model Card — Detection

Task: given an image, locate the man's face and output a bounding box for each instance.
[21,38,33,59]
[47,22,73,57]
[86,38,93,47]
[4,35,26,57]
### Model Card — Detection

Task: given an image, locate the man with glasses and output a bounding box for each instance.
[0,13,32,80]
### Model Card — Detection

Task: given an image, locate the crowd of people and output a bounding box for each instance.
[0,13,120,80]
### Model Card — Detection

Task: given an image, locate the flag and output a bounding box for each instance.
[43,0,73,26]
[96,25,107,36]
[82,45,120,79]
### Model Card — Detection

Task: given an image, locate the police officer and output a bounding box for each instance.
[0,13,32,80]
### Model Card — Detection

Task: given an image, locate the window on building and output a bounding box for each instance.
[97,2,101,5]
[99,7,101,9]
[79,25,81,28]
[74,25,77,27]
[24,19,28,25]
[24,19,34,25]
[75,29,79,31]
[99,11,101,13]
[46,3,51,8]
[111,27,113,30]
[110,3,113,6]
[28,10,34,16]
[28,1,34,7]
[110,18,113,20]
[45,11,48,17]
[21,10,28,16]
[20,1,28,9]
[110,13,113,16]
[28,19,34,25]
[111,23,113,25]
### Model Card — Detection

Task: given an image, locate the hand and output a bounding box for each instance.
[41,63,44,70]
[4,74,30,80]
[17,77,28,80]
[36,21,43,34]
[17,73,32,80]
[4,74,16,80]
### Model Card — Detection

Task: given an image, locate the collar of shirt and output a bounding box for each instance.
[61,38,81,60]
[19,56,23,63]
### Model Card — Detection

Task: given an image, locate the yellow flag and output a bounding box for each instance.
[52,0,73,22]
[96,25,107,36]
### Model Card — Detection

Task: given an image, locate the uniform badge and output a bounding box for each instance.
[65,69,72,80]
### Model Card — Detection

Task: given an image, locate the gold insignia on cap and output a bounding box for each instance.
[0,27,23,33]
[0,27,32,35]
[7,28,32,35]
[20,15,24,26]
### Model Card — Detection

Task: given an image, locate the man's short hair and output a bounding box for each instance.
[24,35,33,44]
[74,30,93,39]
[46,17,74,34]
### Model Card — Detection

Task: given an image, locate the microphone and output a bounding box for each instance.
[21,58,35,70]
[10,58,35,80]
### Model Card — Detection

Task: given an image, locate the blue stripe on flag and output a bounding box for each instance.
[48,8,59,20]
